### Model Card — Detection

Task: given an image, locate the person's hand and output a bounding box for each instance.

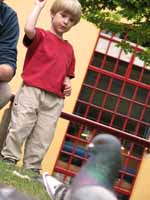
[35,0,47,8]
[63,77,72,97]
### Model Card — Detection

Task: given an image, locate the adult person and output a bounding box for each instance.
[0,0,19,109]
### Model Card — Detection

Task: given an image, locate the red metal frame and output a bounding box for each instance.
[61,112,150,147]
[52,32,150,200]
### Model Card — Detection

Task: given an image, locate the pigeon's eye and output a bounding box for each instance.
[96,140,106,145]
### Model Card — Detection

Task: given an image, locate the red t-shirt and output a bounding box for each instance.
[22,28,75,98]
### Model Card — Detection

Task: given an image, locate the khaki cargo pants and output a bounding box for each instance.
[1,84,64,169]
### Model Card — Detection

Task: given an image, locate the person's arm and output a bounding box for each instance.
[63,47,75,97]
[0,65,14,81]
[24,0,46,40]
[0,5,19,81]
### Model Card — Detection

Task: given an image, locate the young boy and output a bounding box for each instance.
[1,0,82,174]
[0,0,19,109]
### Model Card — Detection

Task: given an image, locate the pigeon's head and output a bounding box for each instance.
[88,133,121,155]
[71,134,121,193]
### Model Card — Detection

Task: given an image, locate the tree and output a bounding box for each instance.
[80,0,150,65]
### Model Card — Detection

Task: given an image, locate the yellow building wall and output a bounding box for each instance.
[130,152,150,200]
[1,0,99,173]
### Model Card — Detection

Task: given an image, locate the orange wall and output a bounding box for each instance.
[130,152,150,200]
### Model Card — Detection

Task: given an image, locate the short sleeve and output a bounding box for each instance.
[23,28,43,48]
[0,9,19,70]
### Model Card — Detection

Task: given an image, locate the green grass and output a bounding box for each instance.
[0,161,50,200]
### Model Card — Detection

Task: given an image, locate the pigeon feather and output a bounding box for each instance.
[43,133,122,200]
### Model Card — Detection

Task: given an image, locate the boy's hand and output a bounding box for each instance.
[35,0,47,7]
[63,77,72,97]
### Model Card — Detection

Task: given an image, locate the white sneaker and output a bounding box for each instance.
[42,172,64,200]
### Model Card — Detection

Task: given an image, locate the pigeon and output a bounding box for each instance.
[42,133,122,200]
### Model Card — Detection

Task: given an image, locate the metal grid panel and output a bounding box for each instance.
[52,32,150,200]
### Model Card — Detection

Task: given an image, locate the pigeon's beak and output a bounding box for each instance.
[85,143,94,150]
[88,142,94,148]
[87,143,95,156]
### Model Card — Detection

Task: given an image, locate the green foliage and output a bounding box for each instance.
[116,41,133,54]
[136,48,150,66]
[80,0,150,65]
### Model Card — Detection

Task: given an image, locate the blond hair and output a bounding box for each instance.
[50,0,82,24]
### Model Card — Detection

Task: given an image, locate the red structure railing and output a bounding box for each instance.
[61,112,150,148]
[53,111,149,199]
[52,31,150,200]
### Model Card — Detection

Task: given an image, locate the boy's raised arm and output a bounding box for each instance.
[24,0,47,40]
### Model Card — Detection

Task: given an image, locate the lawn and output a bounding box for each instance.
[0,160,50,200]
